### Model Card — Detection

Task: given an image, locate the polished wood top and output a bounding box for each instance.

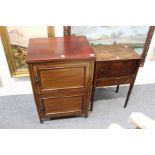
[26,36,95,63]
[92,45,141,61]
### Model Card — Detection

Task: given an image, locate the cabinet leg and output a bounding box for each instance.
[124,83,134,108]
[116,85,120,93]
[85,114,88,118]
[39,118,44,124]
[90,87,95,111]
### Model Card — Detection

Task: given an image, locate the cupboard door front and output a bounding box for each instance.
[39,94,86,117]
[33,62,90,93]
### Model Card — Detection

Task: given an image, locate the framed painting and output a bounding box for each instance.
[0,26,55,77]
[64,26,155,66]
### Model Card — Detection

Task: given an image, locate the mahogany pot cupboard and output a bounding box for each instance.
[26,36,95,123]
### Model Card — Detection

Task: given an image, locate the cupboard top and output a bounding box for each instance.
[92,45,141,61]
[26,36,95,63]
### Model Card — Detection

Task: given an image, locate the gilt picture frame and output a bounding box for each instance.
[0,26,55,77]
[64,26,155,66]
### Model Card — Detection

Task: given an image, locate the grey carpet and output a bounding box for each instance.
[0,84,155,129]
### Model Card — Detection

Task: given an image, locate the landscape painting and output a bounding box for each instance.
[71,26,150,55]
[7,26,48,71]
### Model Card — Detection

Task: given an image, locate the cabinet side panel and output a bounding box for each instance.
[27,64,44,121]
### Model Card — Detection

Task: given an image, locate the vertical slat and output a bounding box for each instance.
[64,26,71,36]
[47,26,55,38]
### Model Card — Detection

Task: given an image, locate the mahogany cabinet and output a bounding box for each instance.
[91,45,141,110]
[26,36,95,123]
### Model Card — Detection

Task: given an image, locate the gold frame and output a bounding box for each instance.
[64,26,155,66]
[0,26,55,77]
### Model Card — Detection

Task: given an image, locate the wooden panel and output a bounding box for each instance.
[96,76,134,87]
[37,66,86,91]
[40,88,86,96]
[42,95,85,116]
[96,61,137,78]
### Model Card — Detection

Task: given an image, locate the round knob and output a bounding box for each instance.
[90,53,94,57]
[61,55,65,58]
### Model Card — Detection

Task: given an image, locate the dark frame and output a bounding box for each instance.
[63,26,155,66]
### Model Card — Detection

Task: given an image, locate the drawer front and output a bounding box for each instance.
[96,61,137,79]
[96,76,134,87]
[33,61,90,93]
[39,94,86,117]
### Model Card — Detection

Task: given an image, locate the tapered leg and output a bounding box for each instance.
[39,118,44,123]
[124,83,134,108]
[90,62,96,111]
[116,85,120,93]
[85,114,88,118]
[90,86,95,111]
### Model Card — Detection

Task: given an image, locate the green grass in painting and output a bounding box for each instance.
[11,45,28,70]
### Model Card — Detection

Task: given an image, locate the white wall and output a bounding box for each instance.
[135,32,155,84]
[0,27,155,96]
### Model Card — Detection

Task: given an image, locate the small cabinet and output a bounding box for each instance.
[26,37,95,123]
[91,45,141,110]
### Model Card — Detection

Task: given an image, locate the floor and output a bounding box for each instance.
[0,83,155,129]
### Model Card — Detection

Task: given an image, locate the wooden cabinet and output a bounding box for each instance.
[91,45,141,110]
[26,36,95,123]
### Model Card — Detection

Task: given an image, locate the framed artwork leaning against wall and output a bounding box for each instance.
[64,26,155,66]
[0,26,55,77]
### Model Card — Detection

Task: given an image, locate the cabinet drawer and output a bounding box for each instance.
[96,76,134,87]
[95,61,137,79]
[40,94,86,117]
